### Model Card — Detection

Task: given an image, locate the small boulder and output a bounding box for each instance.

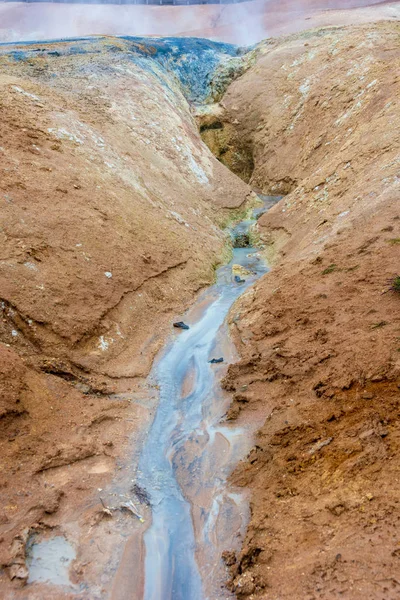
[209,357,224,364]
[232,265,253,285]
[173,321,189,330]
[232,232,250,248]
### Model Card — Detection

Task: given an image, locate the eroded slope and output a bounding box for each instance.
[212,22,400,599]
[0,37,252,381]
[0,36,252,593]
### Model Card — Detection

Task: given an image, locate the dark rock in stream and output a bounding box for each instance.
[209,357,224,364]
[234,275,245,283]
[173,321,190,330]
[233,232,250,248]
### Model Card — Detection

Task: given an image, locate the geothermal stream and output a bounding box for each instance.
[137,197,278,600]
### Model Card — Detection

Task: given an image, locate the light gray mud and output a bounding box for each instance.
[138,198,279,600]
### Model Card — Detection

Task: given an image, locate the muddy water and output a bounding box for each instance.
[27,535,76,586]
[138,199,278,599]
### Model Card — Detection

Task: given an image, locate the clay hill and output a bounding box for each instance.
[200,20,400,599]
[0,13,399,600]
[0,35,253,596]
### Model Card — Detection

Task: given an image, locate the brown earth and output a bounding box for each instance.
[202,20,400,599]
[0,36,252,596]
[0,0,400,46]
[1,10,400,600]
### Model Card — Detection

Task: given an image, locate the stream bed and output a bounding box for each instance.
[137,198,279,600]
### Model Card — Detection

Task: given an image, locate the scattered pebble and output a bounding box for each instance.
[173,321,189,330]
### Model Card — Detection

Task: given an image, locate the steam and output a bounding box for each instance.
[0,1,271,46]
[0,0,394,47]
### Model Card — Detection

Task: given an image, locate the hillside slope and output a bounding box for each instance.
[209,21,400,599]
[0,36,252,593]
[1,19,400,600]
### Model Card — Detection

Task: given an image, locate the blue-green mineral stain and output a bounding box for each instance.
[0,35,247,103]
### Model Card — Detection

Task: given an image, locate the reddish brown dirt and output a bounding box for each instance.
[1,11,400,600]
[206,20,400,599]
[0,0,399,45]
[0,37,251,596]
[0,342,144,597]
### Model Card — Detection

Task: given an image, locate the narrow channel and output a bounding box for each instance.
[137,198,278,600]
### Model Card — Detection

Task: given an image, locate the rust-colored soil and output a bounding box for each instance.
[0,37,251,596]
[208,20,400,599]
[1,8,400,600]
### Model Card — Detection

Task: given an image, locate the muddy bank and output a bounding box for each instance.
[138,203,272,600]
[0,35,253,597]
[205,20,400,599]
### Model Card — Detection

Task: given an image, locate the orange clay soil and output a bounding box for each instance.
[0,36,253,597]
[0,15,400,600]
[199,20,400,599]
